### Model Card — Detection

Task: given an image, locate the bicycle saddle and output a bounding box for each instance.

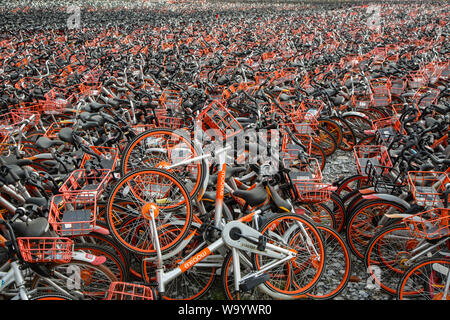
[232,183,268,207]
[267,184,292,212]
[85,102,108,112]
[57,128,74,144]
[12,217,49,238]
[36,137,63,149]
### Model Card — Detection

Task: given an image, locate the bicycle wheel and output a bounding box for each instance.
[318,118,343,147]
[322,192,346,233]
[120,128,207,200]
[31,261,117,300]
[30,293,75,300]
[312,126,338,156]
[141,218,217,300]
[360,107,389,121]
[364,223,428,296]
[330,116,357,151]
[106,168,193,256]
[342,114,373,142]
[221,250,281,300]
[70,224,130,279]
[74,243,128,282]
[254,213,326,296]
[346,199,407,260]
[306,225,352,300]
[397,258,450,300]
[301,203,336,230]
[335,174,369,198]
[309,142,327,171]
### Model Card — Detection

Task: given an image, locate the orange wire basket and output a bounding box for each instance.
[370,77,391,96]
[0,109,40,134]
[413,87,440,109]
[59,169,112,200]
[294,181,335,203]
[17,237,73,263]
[371,116,405,146]
[407,171,450,208]
[372,94,391,108]
[352,97,371,110]
[40,99,68,115]
[48,194,97,236]
[157,113,188,130]
[403,208,450,240]
[353,145,392,176]
[274,99,322,136]
[197,100,243,140]
[79,82,101,97]
[106,282,156,300]
[390,77,406,96]
[408,71,427,89]
[160,89,182,112]
[283,155,333,203]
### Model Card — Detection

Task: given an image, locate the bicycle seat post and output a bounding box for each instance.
[213,146,229,229]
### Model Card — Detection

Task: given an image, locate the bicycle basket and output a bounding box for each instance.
[353,145,392,176]
[48,195,97,236]
[17,237,73,263]
[407,171,450,208]
[106,282,156,300]
[59,169,112,200]
[403,208,450,240]
[197,100,243,140]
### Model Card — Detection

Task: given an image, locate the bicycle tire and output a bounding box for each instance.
[30,293,75,300]
[119,128,207,201]
[254,213,326,296]
[306,225,352,300]
[330,116,357,151]
[364,222,427,296]
[105,168,193,256]
[30,260,118,300]
[318,117,343,147]
[397,257,450,300]
[346,199,407,260]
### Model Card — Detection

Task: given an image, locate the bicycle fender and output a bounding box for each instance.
[342,111,369,119]
[361,193,410,209]
[91,225,110,235]
[71,251,106,266]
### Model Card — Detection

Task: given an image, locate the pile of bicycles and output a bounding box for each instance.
[0,0,449,300]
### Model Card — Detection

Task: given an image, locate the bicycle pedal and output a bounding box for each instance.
[239,273,270,292]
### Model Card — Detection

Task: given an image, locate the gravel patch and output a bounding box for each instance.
[323,149,393,300]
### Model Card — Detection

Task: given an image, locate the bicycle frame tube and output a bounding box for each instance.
[0,195,17,214]
[0,184,26,204]
[214,155,226,229]
[0,261,28,300]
